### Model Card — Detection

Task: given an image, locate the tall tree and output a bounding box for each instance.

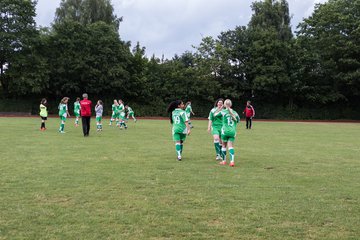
[247,0,295,106]
[0,0,38,96]
[296,0,360,103]
[54,0,122,30]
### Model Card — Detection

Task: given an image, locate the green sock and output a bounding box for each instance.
[214,141,221,156]
[61,123,64,131]
[175,144,182,157]
[221,147,227,161]
[229,148,235,162]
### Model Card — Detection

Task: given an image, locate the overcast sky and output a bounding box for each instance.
[35,0,328,59]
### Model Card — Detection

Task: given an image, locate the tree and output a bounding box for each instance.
[55,0,122,30]
[0,0,38,96]
[296,0,360,103]
[247,0,295,106]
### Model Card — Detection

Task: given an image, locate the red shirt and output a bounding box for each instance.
[243,105,255,117]
[80,99,92,117]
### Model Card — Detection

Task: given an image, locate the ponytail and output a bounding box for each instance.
[167,100,182,123]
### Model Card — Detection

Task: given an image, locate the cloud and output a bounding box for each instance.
[35,0,329,59]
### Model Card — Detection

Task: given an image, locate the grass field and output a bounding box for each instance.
[0,117,359,239]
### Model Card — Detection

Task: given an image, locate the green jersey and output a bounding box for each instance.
[185,105,192,117]
[112,104,118,113]
[172,108,189,134]
[74,102,80,114]
[221,109,240,136]
[127,107,134,113]
[40,104,48,117]
[208,107,223,128]
[58,103,68,117]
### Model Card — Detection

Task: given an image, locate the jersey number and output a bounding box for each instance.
[174,116,181,124]
[227,116,234,126]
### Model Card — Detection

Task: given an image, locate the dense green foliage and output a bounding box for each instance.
[1,0,359,118]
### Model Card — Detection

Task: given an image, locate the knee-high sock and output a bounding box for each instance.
[229,147,235,162]
[221,147,227,161]
[175,143,182,157]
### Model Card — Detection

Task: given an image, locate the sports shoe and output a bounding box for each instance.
[229,162,235,167]
[215,155,222,161]
[59,131,66,134]
[177,156,182,161]
[219,161,227,165]
[134,119,137,123]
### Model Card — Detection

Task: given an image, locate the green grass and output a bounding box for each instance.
[0,118,359,239]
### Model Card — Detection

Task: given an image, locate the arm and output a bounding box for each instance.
[251,106,255,117]
[207,120,212,133]
[185,121,191,135]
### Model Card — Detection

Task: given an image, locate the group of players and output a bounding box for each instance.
[39,97,136,134]
[167,99,255,167]
[40,96,256,167]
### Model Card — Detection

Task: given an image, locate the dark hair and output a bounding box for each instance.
[98,100,103,105]
[167,100,182,123]
[185,101,191,107]
[76,97,80,101]
[41,98,47,104]
[214,98,224,107]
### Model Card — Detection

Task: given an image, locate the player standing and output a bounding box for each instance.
[58,97,70,133]
[74,97,81,127]
[207,98,224,160]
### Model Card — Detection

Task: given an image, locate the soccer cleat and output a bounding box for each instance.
[219,161,227,165]
[59,131,66,134]
[229,162,235,167]
[215,155,222,161]
[177,156,182,161]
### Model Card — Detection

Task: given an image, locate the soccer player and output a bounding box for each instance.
[219,99,240,167]
[118,99,127,129]
[58,97,70,133]
[167,100,191,161]
[207,98,224,160]
[109,100,119,126]
[74,97,81,127]
[125,105,137,123]
[185,101,195,128]
[242,100,255,129]
[39,98,48,131]
[95,100,103,131]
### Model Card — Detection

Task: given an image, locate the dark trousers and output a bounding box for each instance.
[246,117,252,129]
[82,116,91,136]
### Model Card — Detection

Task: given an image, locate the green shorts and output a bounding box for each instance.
[173,133,187,141]
[120,112,126,120]
[60,116,67,121]
[128,112,134,117]
[221,133,236,143]
[112,112,119,119]
[96,116,102,122]
[74,111,80,117]
[211,126,222,136]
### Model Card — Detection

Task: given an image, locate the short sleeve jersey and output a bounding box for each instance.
[221,109,240,136]
[208,107,223,128]
[58,103,68,117]
[112,104,118,113]
[185,105,192,115]
[127,107,134,113]
[172,108,189,134]
[40,104,48,117]
[74,102,80,114]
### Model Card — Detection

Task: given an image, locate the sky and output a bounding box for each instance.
[35,0,328,59]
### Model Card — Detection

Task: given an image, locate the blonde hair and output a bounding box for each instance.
[224,99,232,108]
[60,97,69,104]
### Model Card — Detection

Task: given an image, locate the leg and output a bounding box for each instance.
[86,117,91,135]
[82,117,87,136]
[213,134,221,160]
[228,141,235,166]
[249,118,252,129]
[220,141,228,165]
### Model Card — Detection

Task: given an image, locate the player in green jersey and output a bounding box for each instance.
[95,100,103,131]
[58,97,70,133]
[185,101,195,128]
[167,100,191,161]
[74,97,81,127]
[39,98,48,131]
[219,99,240,167]
[118,99,127,129]
[109,100,119,126]
[207,98,224,160]
[125,105,137,123]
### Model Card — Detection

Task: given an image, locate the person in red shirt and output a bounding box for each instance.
[242,100,255,129]
[80,93,92,137]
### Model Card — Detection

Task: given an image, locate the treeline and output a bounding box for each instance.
[1,0,359,119]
